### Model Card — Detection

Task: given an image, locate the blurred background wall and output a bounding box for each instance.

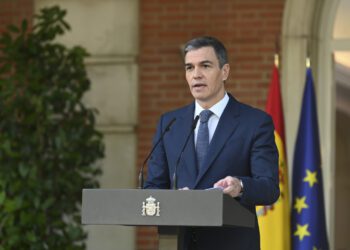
[138,1,284,248]
[1,0,349,249]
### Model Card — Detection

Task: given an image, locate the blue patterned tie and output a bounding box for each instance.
[196,110,213,170]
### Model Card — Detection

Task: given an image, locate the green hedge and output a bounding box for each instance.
[0,6,104,250]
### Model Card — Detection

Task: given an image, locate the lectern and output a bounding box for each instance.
[82,189,255,250]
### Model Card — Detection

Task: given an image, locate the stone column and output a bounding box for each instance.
[35,1,139,249]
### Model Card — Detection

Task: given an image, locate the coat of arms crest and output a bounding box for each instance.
[142,196,160,217]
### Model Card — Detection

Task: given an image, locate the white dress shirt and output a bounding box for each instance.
[194,93,229,147]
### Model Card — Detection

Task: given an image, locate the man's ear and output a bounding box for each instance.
[222,64,230,81]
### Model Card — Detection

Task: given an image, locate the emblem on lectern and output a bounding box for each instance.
[142,196,160,217]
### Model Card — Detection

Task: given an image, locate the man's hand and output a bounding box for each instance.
[214,176,242,198]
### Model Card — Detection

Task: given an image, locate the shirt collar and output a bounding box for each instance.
[194,92,229,118]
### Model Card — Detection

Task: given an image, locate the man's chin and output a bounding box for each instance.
[191,92,207,101]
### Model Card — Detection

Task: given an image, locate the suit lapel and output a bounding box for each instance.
[195,96,241,186]
[175,103,198,181]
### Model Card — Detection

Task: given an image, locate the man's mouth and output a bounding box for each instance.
[192,83,207,89]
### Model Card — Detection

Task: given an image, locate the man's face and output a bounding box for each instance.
[184,46,229,109]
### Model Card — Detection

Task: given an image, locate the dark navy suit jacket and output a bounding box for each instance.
[145,94,279,250]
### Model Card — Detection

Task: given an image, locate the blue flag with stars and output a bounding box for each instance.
[291,67,329,250]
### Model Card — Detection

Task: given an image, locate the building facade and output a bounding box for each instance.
[1,0,349,249]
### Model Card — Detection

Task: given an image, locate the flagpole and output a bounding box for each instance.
[258,51,291,250]
[291,62,329,250]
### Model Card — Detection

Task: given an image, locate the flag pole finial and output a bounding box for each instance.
[274,54,279,68]
[306,57,311,68]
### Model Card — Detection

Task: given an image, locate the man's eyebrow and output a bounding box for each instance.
[200,60,213,64]
[184,60,213,66]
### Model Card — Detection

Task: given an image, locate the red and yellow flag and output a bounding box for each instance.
[257,60,290,250]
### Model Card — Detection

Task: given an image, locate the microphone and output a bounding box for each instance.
[172,115,200,190]
[138,117,176,189]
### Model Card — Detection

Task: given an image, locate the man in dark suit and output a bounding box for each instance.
[144,36,279,250]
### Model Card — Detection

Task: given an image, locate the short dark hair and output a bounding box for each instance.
[183,36,228,68]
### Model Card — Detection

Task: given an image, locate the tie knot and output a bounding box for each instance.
[199,110,213,123]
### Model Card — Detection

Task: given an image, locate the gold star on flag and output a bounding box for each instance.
[294,223,311,241]
[294,196,308,214]
[303,169,318,187]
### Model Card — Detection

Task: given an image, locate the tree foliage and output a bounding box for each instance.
[0,6,104,249]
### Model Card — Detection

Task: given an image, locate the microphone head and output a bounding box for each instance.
[192,115,200,129]
[165,117,177,131]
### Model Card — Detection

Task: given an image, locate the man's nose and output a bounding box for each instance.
[193,67,203,78]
